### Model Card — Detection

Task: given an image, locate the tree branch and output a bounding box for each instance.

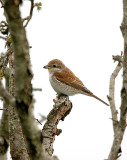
[108,61,122,133]
[24,0,34,28]
[0,0,4,7]
[107,0,127,159]
[0,81,15,107]
[3,1,47,159]
[107,60,123,160]
[42,95,72,156]
[0,36,6,40]
[0,70,9,160]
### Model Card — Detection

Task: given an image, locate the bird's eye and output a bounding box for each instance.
[53,64,57,67]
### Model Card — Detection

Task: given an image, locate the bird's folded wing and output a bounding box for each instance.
[54,68,92,94]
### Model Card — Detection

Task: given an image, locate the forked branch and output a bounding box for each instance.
[107,56,123,160]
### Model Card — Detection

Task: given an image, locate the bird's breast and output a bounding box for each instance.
[49,73,80,96]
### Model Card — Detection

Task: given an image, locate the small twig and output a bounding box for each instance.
[109,117,118,123]
[0,108,8,111]
[0,81,16,107]
[0,48,13,79]
[0,48,12,61]
[112,54,123,63]
[22,16,29,22]
[38,114,47,123]
[24,0,34,27]
[33,88,42,92]
[0,35,6,40]
[35,118,42,125]
[0,0,4,7]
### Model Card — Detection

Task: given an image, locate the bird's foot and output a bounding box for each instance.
[53,94,69,106]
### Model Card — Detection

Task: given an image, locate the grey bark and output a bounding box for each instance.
[107,0,127,159]
[8,53,30,160]
[0,69,9,160]
[2,0,44,159]
[42,95,72,156]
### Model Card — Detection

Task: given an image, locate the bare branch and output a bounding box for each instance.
[0,0,4,7]
[24,0,34,28]
[0,81,15,107]
[112,54,123,63]
[0,71,11,159]
[0,36,6,40]
[108,62,122,133]
[33,88,42,92]
[1,48,13,75]
[42,95,72,156]
[0,108,8,111]
[35,118,42,125]
[107,0,127,159]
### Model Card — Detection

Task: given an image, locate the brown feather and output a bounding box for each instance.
[54,67,92,94]
[45,59,109,106]
[54,66,109,106]
[89,93,109,106]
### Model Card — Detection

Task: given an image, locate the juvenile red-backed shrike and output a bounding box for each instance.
[43,59,109,106]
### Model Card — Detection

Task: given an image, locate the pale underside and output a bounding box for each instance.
[49,73,91,96]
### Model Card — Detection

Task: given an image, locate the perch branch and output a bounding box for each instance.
[42,95,72,156]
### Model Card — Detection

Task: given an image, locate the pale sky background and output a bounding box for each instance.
[0,0,127,160]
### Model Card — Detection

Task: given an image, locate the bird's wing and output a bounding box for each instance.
[54,67,92,94]
[54,68,109,106]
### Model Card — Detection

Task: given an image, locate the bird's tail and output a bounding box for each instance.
[91,94,109,106]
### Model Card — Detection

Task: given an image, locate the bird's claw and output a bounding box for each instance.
[54,94,69,106]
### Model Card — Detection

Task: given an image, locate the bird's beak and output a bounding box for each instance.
[43,65,49,69]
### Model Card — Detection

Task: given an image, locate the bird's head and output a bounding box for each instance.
[43,59,66,73]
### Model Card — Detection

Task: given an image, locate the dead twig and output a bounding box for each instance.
[33,88,42,92]
[0,0,4,7]
[108,61,122,133]
[24,0,34,28]
[0,36,6,40]
[0,81,16,107]
[35,118,42,125]
[0,108,8,111]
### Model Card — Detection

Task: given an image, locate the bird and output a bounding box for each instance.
[43,59,109,106]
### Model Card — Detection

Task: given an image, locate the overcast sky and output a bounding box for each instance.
[0,0,126,160]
